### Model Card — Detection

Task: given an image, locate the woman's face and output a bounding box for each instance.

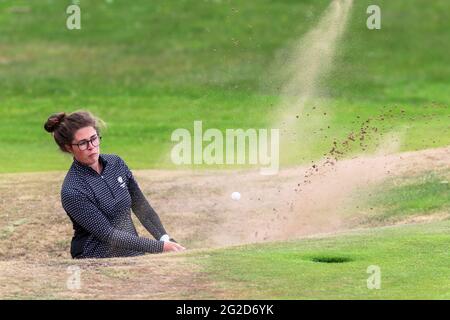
[67,126,100,166]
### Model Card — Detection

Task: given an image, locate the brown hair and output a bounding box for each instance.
[44,111,105,153]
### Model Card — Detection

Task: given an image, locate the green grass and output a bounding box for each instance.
[358,170,450,224]
[0,0,449,172]
[195,220,450,299]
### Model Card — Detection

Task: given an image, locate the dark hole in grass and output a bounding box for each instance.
[311,256,352,263]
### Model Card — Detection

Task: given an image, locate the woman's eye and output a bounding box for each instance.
[79,141,88,147]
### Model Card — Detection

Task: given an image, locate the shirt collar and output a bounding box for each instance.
[73,154,108,176]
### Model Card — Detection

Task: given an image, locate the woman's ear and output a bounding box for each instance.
[65,144,73,153]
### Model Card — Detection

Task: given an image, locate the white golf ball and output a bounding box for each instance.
[231,191,241,201]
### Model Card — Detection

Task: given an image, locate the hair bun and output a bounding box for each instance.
[44,112,66,133]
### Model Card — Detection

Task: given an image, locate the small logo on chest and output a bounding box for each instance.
[117,176,126,188]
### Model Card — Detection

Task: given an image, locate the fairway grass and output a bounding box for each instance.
[0,0,449,172]
[195,220,450,299]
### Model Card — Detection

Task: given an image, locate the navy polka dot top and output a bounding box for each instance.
[61,154,167,259]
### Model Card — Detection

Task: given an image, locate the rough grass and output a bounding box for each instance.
[352,169,450,225]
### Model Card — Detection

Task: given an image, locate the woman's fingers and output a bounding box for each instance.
[163,241,186,252]
[173,242,186,251]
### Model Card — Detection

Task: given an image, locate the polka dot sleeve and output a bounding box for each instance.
[62,188,164,254]
[119,158,168,240]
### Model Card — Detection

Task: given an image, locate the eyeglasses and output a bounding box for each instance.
[71,135,102,151]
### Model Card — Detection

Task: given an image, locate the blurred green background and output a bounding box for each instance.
[0,0,448,172]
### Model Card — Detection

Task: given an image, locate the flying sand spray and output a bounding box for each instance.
[232,0,354,202]
[275,0,354,157]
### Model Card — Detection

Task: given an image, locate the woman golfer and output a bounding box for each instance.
[44,111,185,259]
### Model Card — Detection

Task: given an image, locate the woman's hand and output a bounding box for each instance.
[163,241,186,252]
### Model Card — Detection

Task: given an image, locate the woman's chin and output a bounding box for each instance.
[84,154,98,164]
